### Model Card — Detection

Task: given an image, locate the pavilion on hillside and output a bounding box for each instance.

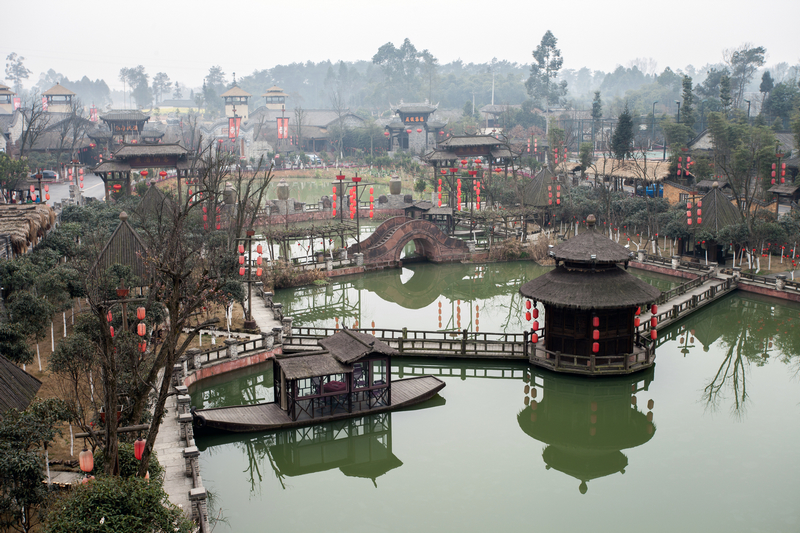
[92,211,150,285]
[519,215,661,375]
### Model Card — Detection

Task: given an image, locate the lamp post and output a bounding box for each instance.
[651,101,658,148]
[675,100,681,124]
[744,99,751,121]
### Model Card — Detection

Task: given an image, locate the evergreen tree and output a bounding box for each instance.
[611,104,634,160]
[525,30,567,107]
[681,75,696,131]
[759,71,774,110]
[720,74,733,114]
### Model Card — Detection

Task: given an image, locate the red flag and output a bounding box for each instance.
[228,117,241,139]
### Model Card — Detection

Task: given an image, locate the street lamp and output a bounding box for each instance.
[651,101,658,148]
[675,100,681,124]
[744,99,751,121]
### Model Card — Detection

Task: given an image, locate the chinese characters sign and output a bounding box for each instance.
[277,117,289,139]
[229,117,241,139]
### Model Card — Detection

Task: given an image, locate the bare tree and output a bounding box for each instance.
[294,106,307,152]
[18,92,52,158]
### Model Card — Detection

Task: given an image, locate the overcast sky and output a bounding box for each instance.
[4,0,799,93]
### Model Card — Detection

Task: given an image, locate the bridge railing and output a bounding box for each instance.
[529,343,652,375]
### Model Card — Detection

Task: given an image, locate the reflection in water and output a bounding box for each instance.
[191,362,274,409]
[518,366,657,494]
[678,294,800,418]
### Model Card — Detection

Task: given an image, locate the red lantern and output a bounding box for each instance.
[525,300,532,310]
[532,320,539,330]
[257,256,263,265]
[256,244,263,254]
[44,184,49,192]
[384,131,390,137]
[651,317,657,328]
[139,342,147,353]
[141,170,148,177]
[651,304,657,314]
[106,311,112,323]
[137,322,146,337]
[417,128,422,133]
[531,333,539,343]
[239,267,245,276]
[592,342,599,353]
[238,244,245,254]
[256,267,263,276]
[134,438,146,460]
[533,309,539,319]
[29,184,34,193]
[45,193,50,200]
[525,311,531,321]
[593,330,600,340]
[406,129,412,134]
[650,329,657,340]
[109,326,115,338]
[159,171,167,177]
[592,316,600,328]
[634,317,640,327]
[238,255,245,265]
[79,448,94,472]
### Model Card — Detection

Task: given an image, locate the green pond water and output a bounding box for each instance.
[192,263,800,533]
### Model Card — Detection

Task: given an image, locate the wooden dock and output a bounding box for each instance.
[193,375,445,433]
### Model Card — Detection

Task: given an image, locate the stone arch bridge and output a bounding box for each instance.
[348,216,471,266]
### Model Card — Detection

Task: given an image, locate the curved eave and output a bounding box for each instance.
[519,266,661,310]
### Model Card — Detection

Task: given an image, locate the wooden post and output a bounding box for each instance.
[461,329,467,355]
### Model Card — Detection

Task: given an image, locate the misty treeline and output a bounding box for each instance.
[10,38,800,124]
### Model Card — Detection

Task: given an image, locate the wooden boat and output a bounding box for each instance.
[192,329,446,433]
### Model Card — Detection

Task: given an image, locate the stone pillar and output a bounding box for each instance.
[224,339,239,359]
[282,317,293,338]
[186,348,201,370]
[468,241,477,253]
[776,274,787,290]
[272,326,283,345]
[263,291,274,307]
[261,331,275,350]
[637,250,645,263]
[272,302,283,320]
[326,259,333,271]
[354,253,364,266]
[671,255,680,270]
[733,267,741,280]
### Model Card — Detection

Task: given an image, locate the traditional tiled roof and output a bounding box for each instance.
[396,103,436,114]
[100,109,150,122]
[113,143,188,157]
[261,86,288,97]
[767,183,800,195]
[277,351,352,380]
[0,353,42,412]
[318,329,397,364]
[42,83,75,96]
[551,224,634,264]
[438,135,504,148]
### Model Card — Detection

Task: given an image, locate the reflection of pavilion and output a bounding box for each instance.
[517,366,657,493]
[269,412,401,487]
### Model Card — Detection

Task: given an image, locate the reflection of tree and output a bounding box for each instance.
[702,336,749,419]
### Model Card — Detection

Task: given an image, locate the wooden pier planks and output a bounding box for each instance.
[194,376,445,433]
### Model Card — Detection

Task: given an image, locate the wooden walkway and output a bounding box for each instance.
[283,271,738,376]
[193,376,445,433]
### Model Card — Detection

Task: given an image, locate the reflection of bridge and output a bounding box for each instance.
[348,216,471,265]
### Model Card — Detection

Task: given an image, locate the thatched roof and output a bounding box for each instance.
[220,86,251,98]
[0,353,42,412]
[767,183,800,195]
[277,351,352,380]
[42,83,75,96]
[519,265,661,310]
[135,183,175,219]
[0,204,57,255]
[551,225,633,265]
[92,211,149,280]
[318,329,398,364]
[694,183,742,233]
[589,158,672,181]
[522,171,560,208]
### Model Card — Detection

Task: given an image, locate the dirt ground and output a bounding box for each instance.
[29,300,249,468]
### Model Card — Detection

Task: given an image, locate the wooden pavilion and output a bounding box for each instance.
[519,215,661,375]
[680,181,741,264]
[92,143,192,202]
[99,109,150,144]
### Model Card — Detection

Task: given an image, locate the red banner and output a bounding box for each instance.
[41,96,48,111]
[13,97,20,110]
[90,106,98,122]
[228,117,241,139]
[277,117,289,139]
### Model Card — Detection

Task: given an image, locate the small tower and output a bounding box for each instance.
[221,85,251,119]
[0,83,15,114]
[43,83,76,113]
[262,86,288,112]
